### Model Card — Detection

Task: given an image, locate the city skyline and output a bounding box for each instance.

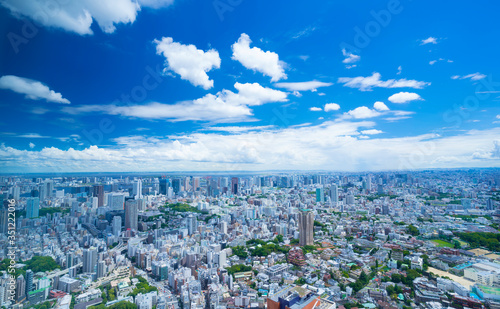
[0,1,499,173]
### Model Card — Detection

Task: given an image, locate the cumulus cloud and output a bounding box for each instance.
[324,103,340,112]
[29,142,35,149]
[373,101,389,111]
[337,72,430,91]
[388,92,423,103]
[231,33,287,81]
[63,82,287,122]
[0,75,70,104]
[310,107,322,112]
[154,37,221,89]
[343,106,381,119]
[274,80,332,92]
[0,0,175,35]
[3,125,499,173]
[361,129,383,135]
[421,37,438,45]
[451,73,487,81]
[342,49,360,64]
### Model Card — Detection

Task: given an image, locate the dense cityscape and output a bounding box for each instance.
[1,170,500,309]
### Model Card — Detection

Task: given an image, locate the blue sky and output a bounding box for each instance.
[0,0,499,173]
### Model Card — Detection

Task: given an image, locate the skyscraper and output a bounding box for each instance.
[25,270,33,294]
[125,199,138,231]
[83,247,97,274]
[231,177,239,195]
[298,210,314,246]
[186,214,197,235]
[316,187,324,203]
[16,274,25,302]
[93,185,104,207]
[26,197,40,218]
[133,180,142,199]
[112,216,122,236]
[329,185,339,203]
[172,178,181,194]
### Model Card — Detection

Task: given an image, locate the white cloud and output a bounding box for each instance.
[274,80,332,92]
[154,37,221,89]
[63,82,287,122]
[324,103,340,112]
[429,60,437,65]
[388,92,423,104]
[451,73,487,81]
[343,106,381,119]
[361,129,383,135]
[4,124,499,173]
[204,125,275,133]
[231,33,287,81]
[421,37,438,45]
[29,142,35,149]
[338,72,430,91]
[17,133,50,138]
[397,66,402,75]
[0,75,70,104]
[310,107,322,112]
[373,101,389,111]
[0,0,174,35]
[342,49,360,64]
[497,115,500,119]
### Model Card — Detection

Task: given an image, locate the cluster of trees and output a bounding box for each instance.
[386,284,403,297]
[226,264,252,275]
[129,276,157,297]
[348,271,373,294]
[406,225,420,236]
[301,245,318,254]
[382,269,421,286]
[0,256,60,278]
[456,232,500,251]
[245,239,289,256]
[32,300,55,309]
[314,221,325,227]
[163,203,201,213]
[89,301,137,309]
[231,246,248,259]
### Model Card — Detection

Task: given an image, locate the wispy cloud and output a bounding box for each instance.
[0,75,70,104]
[421,37,438,45]
[451,73,487,81]
[338,72,430,91]
[274,80,333,92]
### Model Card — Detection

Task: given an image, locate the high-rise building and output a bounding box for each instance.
[186,214,197,235]
[193,177,200,191]
[316,187,324,203]
[16,274,25,302]
[83,247,97,274]
[25,270,33,294]
[109,193,125,210]
[330,185,339,204]
[125,199,138,231]
[172,178,181,194]
[93,185,104,207]
[26,197,40,218]
[133,180,143,199]
[97,261,105,279]
[0,200,8,234]
[112,216,122,236]
[231,177,239,195]
[298,210,314,246]
[159,178,170,195]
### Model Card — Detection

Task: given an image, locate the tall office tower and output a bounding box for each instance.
[83,247,97,273]
[97,261,105,279]
[231,177,239,195]
[382,204,390,215]
[16,274,25,302]
[220,177,229,191]
[25,270,33,294]
[172,178,181,194]
[0,201,9,234]
[93,185,104,207]
[133,180,143,199]
[346,193,355,205]
[159,178,169,195]
[109,193,125,210]
[487,199,495,211]
[298,210,314,246]
[38,183,46,201]
[366,175,372,191]
[46,180,54,197]
[112,216,122,237]
[316,187,324,203]
[125,199,138,231]
[12,186,20,200]
[220,221,227,234]
[184,177,191,192]
[193,177,200,191]
[26,197,40,218]
[186,214,197,235]
[66,252,74,269]
[329,185,339,203]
